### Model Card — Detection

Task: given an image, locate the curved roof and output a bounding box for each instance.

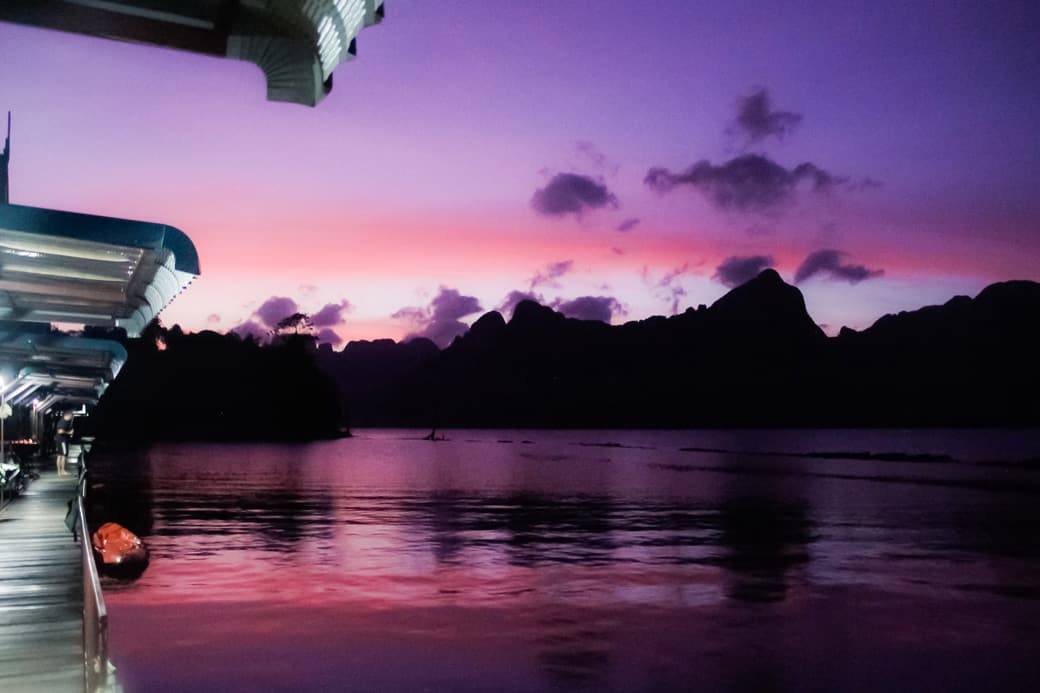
[0,324,128,409]
[0,0,386,106]
[0,203,199,337]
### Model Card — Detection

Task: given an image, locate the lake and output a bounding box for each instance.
[88,429,1040,692]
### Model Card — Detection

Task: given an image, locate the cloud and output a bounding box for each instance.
[713,255,775,288]
[255,296,299,328]
[611,247,626,255]
[616,217,641,232]
[393,287,484,348]
[645,154,842,213]
[574,141,618,175]
[430,288,482,321]
[390,306,428,323]
[529,260,574,289]
[552,295,625,323]
[312,300,353,327]
[316,328,343,346]
[794,249,883,284]
[421,320,471,347]
[732,88,802,143]
[206,313,221,324]
[532,173,619,217]
[498,290,544,319]
[230,320,267,341]
[233,293,355,343]
[642,263,692,315]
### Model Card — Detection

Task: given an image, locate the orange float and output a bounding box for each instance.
[91,522,149,577]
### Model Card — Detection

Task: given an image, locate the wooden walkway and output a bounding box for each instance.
[0,469,83,692]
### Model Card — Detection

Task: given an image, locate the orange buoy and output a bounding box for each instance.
[91,522,149,576]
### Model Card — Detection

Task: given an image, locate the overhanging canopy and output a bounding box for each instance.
[0,203,199,337]
[0,0,386,107]
[0,325,128,411]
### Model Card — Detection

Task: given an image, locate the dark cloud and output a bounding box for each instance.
[498,290,544,319]
[733,88,802,143]
[421,321,469,348]
[713,255,775,288]
[312,300,353,327]
[529,260,574,289]
[255,296,299,328]
[238,295,353,342]
[316,328,343,346]
[794,249,884,284]
[394,287,484,348]
[430,288,482,321]
[616,217,641,232]
[645,154,842,213]
[532,173,619,217]
[552,295,625,323]
[230,320,267,341]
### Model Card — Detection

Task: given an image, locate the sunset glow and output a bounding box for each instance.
[1,2,1037,345]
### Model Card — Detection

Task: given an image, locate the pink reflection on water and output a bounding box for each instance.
[96,431,1040,691]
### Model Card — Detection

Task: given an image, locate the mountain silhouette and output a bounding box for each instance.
[830,279,1040,425]
[87,271,1040,439]
[708,268,825,344]
[314,270,1040,428]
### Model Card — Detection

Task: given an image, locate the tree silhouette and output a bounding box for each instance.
[273,312,315,336]
[90,320,345,441]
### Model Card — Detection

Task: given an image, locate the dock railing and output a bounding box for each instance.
[78,492,109,692]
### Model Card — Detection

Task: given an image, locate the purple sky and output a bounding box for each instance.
[1,0,1038,344]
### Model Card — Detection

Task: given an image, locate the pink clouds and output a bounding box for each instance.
[2,0,1039,354]
[393,287,484,347]
[313,301,353,327]
[229,295,353,345]
[255,297,299,326]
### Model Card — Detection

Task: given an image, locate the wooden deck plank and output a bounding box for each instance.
[0,470,82,693]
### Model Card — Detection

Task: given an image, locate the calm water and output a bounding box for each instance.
[89,429,1040,692]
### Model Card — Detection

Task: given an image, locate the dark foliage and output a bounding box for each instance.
[274,312,315,335]
[90,325,344,442]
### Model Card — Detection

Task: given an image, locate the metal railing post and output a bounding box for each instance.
[79,492,108,691]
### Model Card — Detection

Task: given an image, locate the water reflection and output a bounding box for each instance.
[715,498,813,603]
[423,491,467,564]
[535,613,613,690]
[88,448,155,538]
[409,490,813,603]
[87,431,1040,692]
[88,452,1036,609]
[500,493,615,567]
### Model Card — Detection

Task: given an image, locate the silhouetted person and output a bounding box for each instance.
[55,411,73,477]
